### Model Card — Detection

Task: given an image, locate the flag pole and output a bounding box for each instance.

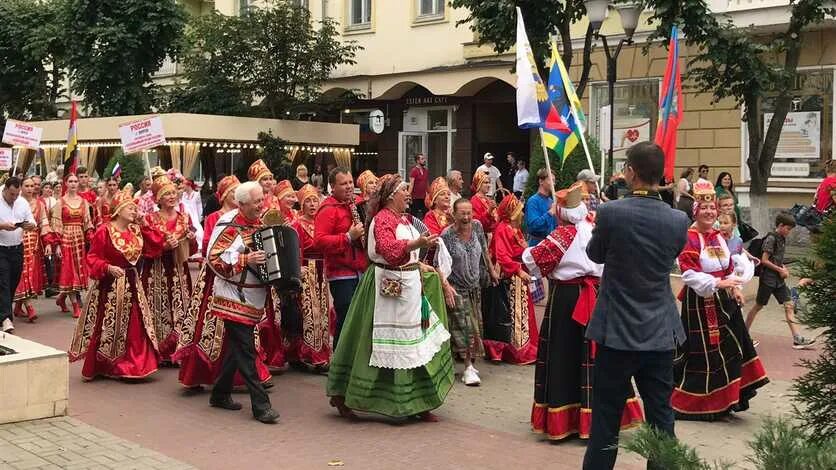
[568,100,601,196]
[538,128,559,207]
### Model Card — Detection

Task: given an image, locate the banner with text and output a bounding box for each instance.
[764,111,821,160]
[2,120,44,148]
[119,116,167,154]
[0,148,13,171]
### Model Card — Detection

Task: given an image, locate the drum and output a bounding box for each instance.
[252,225,303,293]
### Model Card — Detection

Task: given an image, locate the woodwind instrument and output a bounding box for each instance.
[349,199,365,247]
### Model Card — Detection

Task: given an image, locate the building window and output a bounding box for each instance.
[348,0,372,28]
[751,69,833,180]
[589,79,660,167]
[417,0,444,18]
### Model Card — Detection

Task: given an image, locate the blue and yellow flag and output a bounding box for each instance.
[542,42,583,166]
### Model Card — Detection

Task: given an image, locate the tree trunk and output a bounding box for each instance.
[749,192,771,236]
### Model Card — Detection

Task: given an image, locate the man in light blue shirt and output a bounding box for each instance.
[524,168,556,247]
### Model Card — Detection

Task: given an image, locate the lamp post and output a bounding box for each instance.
[585,0,641,178]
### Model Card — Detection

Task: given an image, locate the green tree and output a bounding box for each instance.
[103,150,147,190]
[449,0,595,97]
[794,219,836,441]
[648,0,836,230]
[0,0,67,122]
[164,12,254,116]
[256,131,291,181]
[168,0,361,119]
[524,136,602,198]
[63,0,187,116]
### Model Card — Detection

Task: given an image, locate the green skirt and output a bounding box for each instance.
[326,271,454,418]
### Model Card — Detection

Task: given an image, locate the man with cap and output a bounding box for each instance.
[476,153,503,198]
[577,169,601,212]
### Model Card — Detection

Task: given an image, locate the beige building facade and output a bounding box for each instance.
[281,0,833,209]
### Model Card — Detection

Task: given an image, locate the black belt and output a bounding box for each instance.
[0,244,22,251]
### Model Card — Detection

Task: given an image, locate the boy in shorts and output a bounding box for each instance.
[745,213,816,349]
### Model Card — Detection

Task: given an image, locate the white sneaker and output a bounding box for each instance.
[462,365,481,386]
[2,318,14,333]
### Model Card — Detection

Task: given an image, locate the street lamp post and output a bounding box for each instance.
[585,0,641,178]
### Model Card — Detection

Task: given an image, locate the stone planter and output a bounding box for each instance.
[0,333,68,424]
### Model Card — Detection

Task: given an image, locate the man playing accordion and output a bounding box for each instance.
[206,181,280,424]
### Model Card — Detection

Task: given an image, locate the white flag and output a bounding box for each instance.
[516,7,544,129]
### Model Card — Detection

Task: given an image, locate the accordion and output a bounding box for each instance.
[251,225,303,294]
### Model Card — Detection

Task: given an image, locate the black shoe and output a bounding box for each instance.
[255,408,280,423]
[210,397,243,411]
[263,380,275,389]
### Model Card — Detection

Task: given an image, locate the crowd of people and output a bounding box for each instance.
[0,144,833,468]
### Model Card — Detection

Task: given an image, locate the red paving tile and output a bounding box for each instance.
[11,296,819,469]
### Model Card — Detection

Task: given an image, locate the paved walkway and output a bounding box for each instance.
[1,274,823,469]
[0,417,194,470]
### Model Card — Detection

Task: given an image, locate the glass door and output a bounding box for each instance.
[398,132,427,178]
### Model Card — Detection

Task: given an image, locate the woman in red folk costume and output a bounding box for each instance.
[248,159,286,370]
[141,175,197,364]
[673,181,766,421]
[482,193,538,364]
[469,171,497,235]
[274,180,297,224]
[14,177,51,322]
[524,183,643,441]
[249,159,279,211]
[174,176,272,389]
[69,188,161,381]
[95,177,119,226]
[354,170,378,223]
[423,177,452,236]
[290,184,332,370]
[50,173,93,318]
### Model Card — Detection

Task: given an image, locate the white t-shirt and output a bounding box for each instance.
[476,164,502,196]
[0,193,35,247]
[513,168,529,193]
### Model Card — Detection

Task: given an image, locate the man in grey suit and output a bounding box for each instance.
[582,142,690,470]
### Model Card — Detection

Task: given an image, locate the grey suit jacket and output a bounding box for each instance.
[586,194,689,351]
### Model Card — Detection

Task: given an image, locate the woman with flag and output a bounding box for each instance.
[48,173,94,319]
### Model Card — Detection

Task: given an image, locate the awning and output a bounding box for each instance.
[28,113,359,147]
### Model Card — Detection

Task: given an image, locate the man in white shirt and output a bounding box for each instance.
[513,160,530,197]
[0,177,36,333]
[475,153,503,198]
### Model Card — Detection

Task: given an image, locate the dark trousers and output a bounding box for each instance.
[410,199,427,219]
[583,346,675,470]
[329,277,359,350]
[0,245,23,323]
[211,320,271,416]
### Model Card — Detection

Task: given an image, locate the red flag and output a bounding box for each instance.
[655,27,683,182]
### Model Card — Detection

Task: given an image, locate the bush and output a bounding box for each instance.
[524,133,602,198]
[623,419,836,470]
[793,217,836,441]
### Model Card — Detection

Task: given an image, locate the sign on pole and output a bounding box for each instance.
[2,120,44,148]
[118,115,167,155]
[0,148,13,171]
